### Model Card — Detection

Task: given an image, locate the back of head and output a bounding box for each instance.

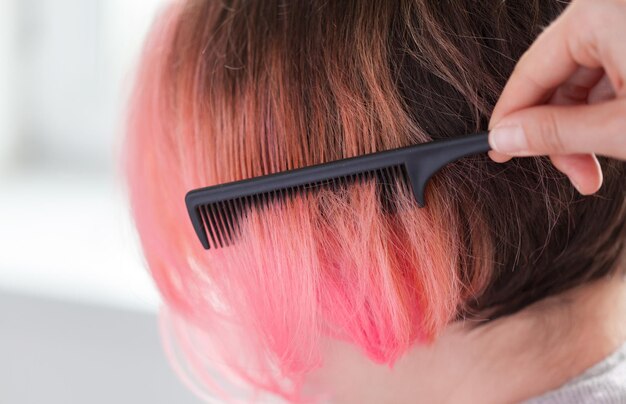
[125,0,626,400]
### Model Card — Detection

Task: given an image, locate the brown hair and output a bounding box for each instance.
[126,0,626,399]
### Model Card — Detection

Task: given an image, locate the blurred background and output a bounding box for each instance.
[0,0,200,402]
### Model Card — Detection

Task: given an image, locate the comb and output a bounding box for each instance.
[185,131,491,249]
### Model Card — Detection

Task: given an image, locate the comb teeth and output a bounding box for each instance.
[186,132,491,249]
[196,164,411,249]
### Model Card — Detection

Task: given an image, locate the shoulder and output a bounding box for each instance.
[525,342,626,404]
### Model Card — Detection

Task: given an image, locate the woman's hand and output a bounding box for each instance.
[488,0,626,195]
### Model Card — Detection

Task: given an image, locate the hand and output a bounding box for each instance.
[488,0,626,195]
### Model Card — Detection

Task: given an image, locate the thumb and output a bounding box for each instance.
[488,99,626,161]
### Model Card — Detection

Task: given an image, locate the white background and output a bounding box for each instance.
[0,1,205,402]
[0,0,167,312]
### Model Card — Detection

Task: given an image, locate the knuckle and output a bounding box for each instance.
[513,62,550,93]
[576,0,624,31]
[569,0,606,39]
[567,4,603,59]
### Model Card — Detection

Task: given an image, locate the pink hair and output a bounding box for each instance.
[124,1,490,401]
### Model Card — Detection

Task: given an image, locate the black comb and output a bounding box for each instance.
[185,132,491,249]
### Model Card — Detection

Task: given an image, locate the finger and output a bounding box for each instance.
[490,0,626,127]
[548,66,605,105]
[488,150,512,163]
[489,10,580,128]
[488,98,626,160]
[546,66,605,193]
[550,153,603,195]
[488,67,604,164]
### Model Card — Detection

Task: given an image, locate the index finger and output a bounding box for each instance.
[489,3,595,128]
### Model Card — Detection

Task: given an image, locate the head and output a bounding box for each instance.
[125,0,626,401]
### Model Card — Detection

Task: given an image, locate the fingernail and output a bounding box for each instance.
[489,125,528,154]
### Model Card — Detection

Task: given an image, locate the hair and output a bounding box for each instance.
[125,0,626,401]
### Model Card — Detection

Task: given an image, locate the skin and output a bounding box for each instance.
[488,0,626,193]
[307,273,626,403]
